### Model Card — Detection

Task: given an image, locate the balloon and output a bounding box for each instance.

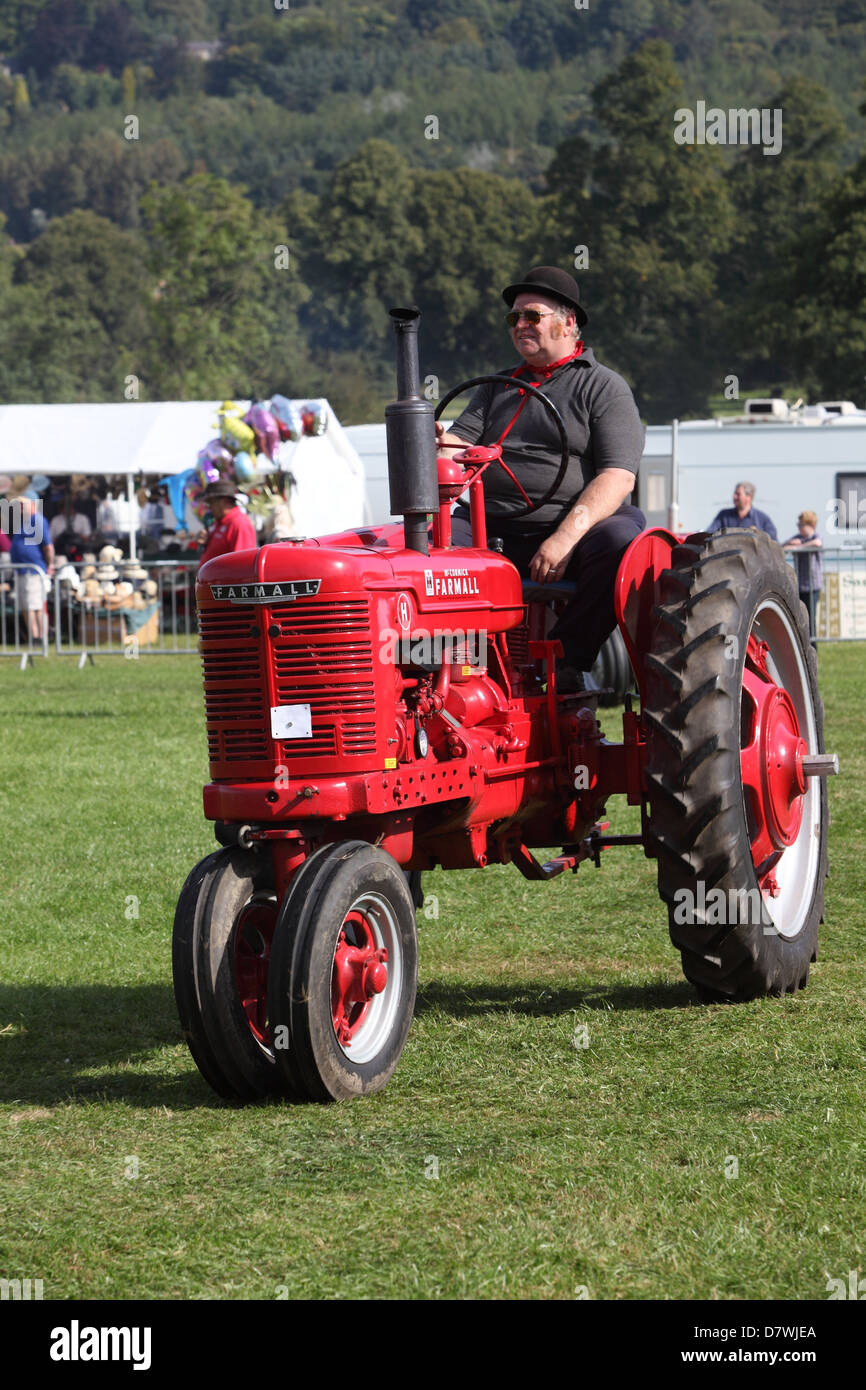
[246,404,280,461]
[302,399,328,436]
[270,395,303,441]
[31,474,51,493]
[216,400,256,454]
[201,439,233,467]
[233,451,255,483]
[197,462,220,488]
[160,469,196,529]
[221,416,255,452]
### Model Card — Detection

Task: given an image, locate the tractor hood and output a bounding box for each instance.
[197,539,524,630]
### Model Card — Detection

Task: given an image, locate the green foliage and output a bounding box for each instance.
[0,210,149,402]
[0,3,864,413]
[785,163,866,401]
[12,73,30,117]
[139,172,312,400]
[544,40,736,420]
[288,140,422,360]
[719,76,849,391]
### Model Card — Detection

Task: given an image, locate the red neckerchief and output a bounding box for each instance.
[514,341,585,383]
[497,341,585,445]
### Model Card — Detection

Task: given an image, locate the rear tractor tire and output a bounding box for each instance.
[642,529,829,1002]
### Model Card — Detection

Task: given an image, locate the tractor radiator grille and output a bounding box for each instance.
[199,604,269,765]
[270,598,377,758]
[199,596,379,769]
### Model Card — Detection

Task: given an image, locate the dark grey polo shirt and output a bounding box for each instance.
[450,346,645,534]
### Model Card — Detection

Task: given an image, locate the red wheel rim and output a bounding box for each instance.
[740,635,807,891]
[234,898,278,1046]
[331,910,389,1049]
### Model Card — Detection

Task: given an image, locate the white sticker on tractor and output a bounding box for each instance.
[271,704,313,740]
[396,594,412,631]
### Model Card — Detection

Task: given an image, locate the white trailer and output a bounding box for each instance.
[640,418,866,544]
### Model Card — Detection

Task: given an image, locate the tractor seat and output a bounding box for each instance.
[521,580,577,605]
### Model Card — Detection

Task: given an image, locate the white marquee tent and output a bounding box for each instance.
[0,400,371,555]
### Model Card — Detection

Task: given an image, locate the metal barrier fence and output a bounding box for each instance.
[1,547,864,661]
[0,559,198,661]
[805,547,866,642]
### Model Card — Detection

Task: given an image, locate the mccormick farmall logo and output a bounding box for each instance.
[209,581,322,603]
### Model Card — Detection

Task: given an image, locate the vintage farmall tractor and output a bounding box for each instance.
[173,308,837,1103]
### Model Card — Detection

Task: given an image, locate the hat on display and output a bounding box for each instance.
[121,561,148,580]
[502,265,588,329]
[81,579,103,600]
[142,579,158,598]
[56,563,81,589]
[116,581,134,597]
[96,564,119,581]
[98,544,123,563]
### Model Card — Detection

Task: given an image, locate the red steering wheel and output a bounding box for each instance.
[434,374,570,517]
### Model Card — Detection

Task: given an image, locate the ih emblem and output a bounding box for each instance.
[396,594,411,631]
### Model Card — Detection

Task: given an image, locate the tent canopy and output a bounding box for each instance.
[0,399,371,536]
[0,399,366,479]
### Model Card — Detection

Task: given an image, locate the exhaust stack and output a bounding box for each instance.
[385,306,438,555]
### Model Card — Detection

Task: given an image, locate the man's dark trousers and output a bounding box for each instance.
[451,502,645,670]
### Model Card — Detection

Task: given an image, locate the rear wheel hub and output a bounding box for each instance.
[740,636,807,875]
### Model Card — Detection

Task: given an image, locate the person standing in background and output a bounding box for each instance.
[783,509,823,642]
[197,479,257,570]
[8,493,54,642]
[707,482,778,540]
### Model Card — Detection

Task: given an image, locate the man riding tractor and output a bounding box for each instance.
[437,265,645,691]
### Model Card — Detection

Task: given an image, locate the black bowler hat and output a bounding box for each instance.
[502,265,588,329]
[203,478,239,499]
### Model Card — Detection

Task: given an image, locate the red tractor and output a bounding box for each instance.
[173,308,837,1103]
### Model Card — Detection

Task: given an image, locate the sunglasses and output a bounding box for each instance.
[505,308,558,328]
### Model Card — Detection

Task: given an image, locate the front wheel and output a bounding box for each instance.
[268,842,418,1101]
[643,529,831,1001]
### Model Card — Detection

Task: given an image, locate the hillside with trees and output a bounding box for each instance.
[0,0,864,421]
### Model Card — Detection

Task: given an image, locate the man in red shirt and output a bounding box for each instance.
[197,479,257,569]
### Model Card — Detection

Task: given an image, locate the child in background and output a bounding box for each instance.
[783,509,823,642]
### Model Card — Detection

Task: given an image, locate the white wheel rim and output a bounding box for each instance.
[331,891,404,1064]
[745,600,821,940]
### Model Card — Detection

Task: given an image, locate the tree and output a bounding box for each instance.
[785,166,866,401]
[139,173,311,399]
[0,210,150,402]
[543,40,735,420]
[405,167,538,381]
[720,77,848,390]
[288,140,423,359]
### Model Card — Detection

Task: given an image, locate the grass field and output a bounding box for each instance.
[1,647,864,1301]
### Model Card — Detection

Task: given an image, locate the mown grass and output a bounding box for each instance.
[0,647,863,1300]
